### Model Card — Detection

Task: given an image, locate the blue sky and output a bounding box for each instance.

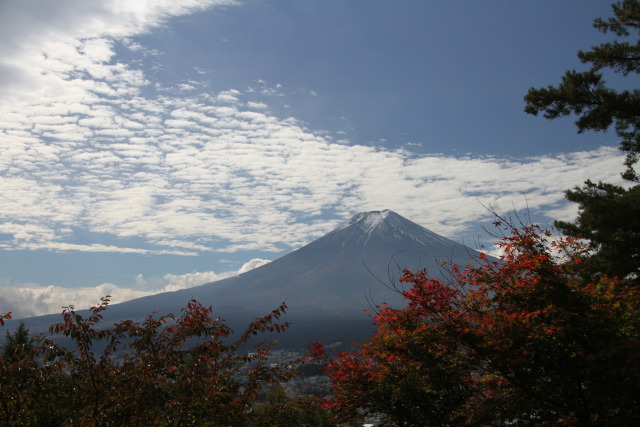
[0,0,628,317]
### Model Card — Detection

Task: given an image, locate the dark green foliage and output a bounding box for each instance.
[0,322,62,426]
[556,181,640,282]
[252,383,333,427]
[2,322,32,363]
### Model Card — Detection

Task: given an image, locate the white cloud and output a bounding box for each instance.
[0,70,627,255]
[247,101,269,110]
[216,89,241,103]
[0,0,237,104]
[0,0,629,261]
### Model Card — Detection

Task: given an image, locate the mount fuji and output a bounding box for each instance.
[19,210,486,345]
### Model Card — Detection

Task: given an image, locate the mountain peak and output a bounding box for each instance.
[339,209,393,233]
[326,210,455,249]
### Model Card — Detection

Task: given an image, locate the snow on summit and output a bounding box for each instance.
[341,209,392,234]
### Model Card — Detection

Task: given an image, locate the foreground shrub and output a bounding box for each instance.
[0,299,307,426]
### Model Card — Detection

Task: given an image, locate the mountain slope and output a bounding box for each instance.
[19,210,484,344]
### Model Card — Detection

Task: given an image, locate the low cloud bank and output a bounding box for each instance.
[0,258,270,319]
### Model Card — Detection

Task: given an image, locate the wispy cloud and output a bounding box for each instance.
[2,76,625,254]
[0,28,626,255]
[0,0,237,103]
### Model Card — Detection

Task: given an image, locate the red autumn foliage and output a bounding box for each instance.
[0,313,10,327]
[316,220,640,426]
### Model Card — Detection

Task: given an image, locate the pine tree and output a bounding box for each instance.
[2,322,32,363]
[525,0,640,283]
[525,0,640,181]
[556,181,640,282]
